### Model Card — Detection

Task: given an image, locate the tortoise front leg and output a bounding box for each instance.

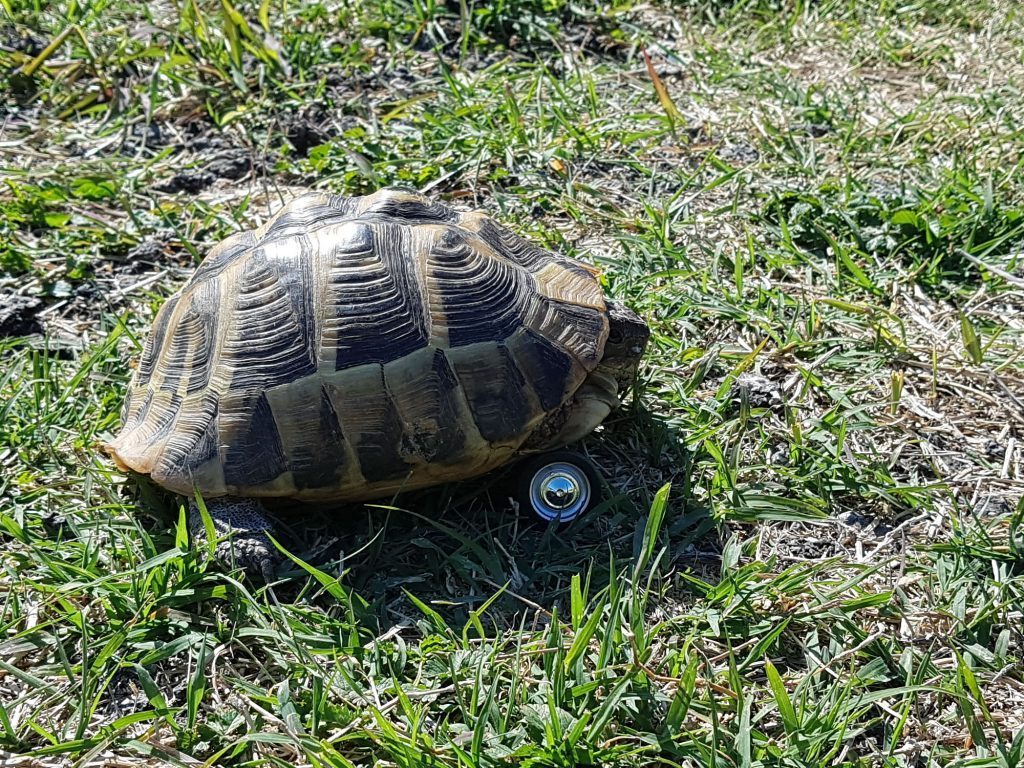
[188,497,279,580]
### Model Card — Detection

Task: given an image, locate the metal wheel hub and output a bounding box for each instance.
[542,473,580,509]
[529,462,591,522]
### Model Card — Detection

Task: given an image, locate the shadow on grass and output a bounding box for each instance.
[128,403,722,632]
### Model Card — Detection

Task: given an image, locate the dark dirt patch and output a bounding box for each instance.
[153,169,217,194]
[204,148,254,180]
[0,25,45,56]
[154,146,260,193]
[123,238,177,270]
[718,142,760,165]
[119,121,172,156]
[282,108,336,156]
[0,293,43,337]
[729,372,784,411]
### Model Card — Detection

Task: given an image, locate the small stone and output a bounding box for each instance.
[984,440,1004,459]
[729,372,783,410]
[126,240,167,263]
[121,121,168,154]
[799,122,831,138]
[839,510,871,527]
[40,510,67,532]
[154,169,216,194]
[205,149,253,180]
[0,26,45,56]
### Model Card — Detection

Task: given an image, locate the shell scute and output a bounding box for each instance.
[384,347,468,465]
[325,222,430,370]
[429,228,532,348]
[447,342,539,446]
[329,363,411,484]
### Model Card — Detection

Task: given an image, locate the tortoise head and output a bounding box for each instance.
[597,300,650,391]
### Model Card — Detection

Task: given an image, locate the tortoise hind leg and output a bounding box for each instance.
[188,497,279,580]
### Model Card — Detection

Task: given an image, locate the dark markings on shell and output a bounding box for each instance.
[222,392,287,487]
[141,392,182,448]
[529,297,607,368]
[223,250,317,391]
[153,314,187,395]
[259,197,358,241]
[119,388,152,437]
[120,388,134,424]
[472,218,558,272]
[476,217,600,288]
[157,298,213,395]
[263,233,319,375]
[327,222,429,370]
[360,193,457,223]
[432,228,531,347]
[190,231,257,284]
[510,329,577,411]
[390,348,466,464]
[134,295,178,387]
[183,300,215,395]
[291,385,349,491]
[347,365,411,483]
[452,343,532,444]
[154,395,219,485]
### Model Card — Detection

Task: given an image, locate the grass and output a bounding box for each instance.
[2,0,1024,765]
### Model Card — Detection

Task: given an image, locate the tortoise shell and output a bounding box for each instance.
[105,189,611,502]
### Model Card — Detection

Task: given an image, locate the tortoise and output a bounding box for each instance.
[105,189,649,576]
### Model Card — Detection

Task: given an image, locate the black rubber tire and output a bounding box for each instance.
[515,450,604,524]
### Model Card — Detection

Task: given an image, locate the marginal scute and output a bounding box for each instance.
[115,389,182,474]
[448,342,540,445]
[507,328,582,411]
[223,392,288,488]
[329,363,412,484]
[152,393,219,491]
[108,388,153,469]
[105,189,622,500]
[385,347,468,465]
[266,378,350,492]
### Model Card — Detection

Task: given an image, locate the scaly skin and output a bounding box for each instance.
[188,498,279,580]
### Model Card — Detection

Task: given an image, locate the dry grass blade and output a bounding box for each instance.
[642,45,685,128]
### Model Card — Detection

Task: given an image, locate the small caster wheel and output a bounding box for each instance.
[516,450,603,523]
